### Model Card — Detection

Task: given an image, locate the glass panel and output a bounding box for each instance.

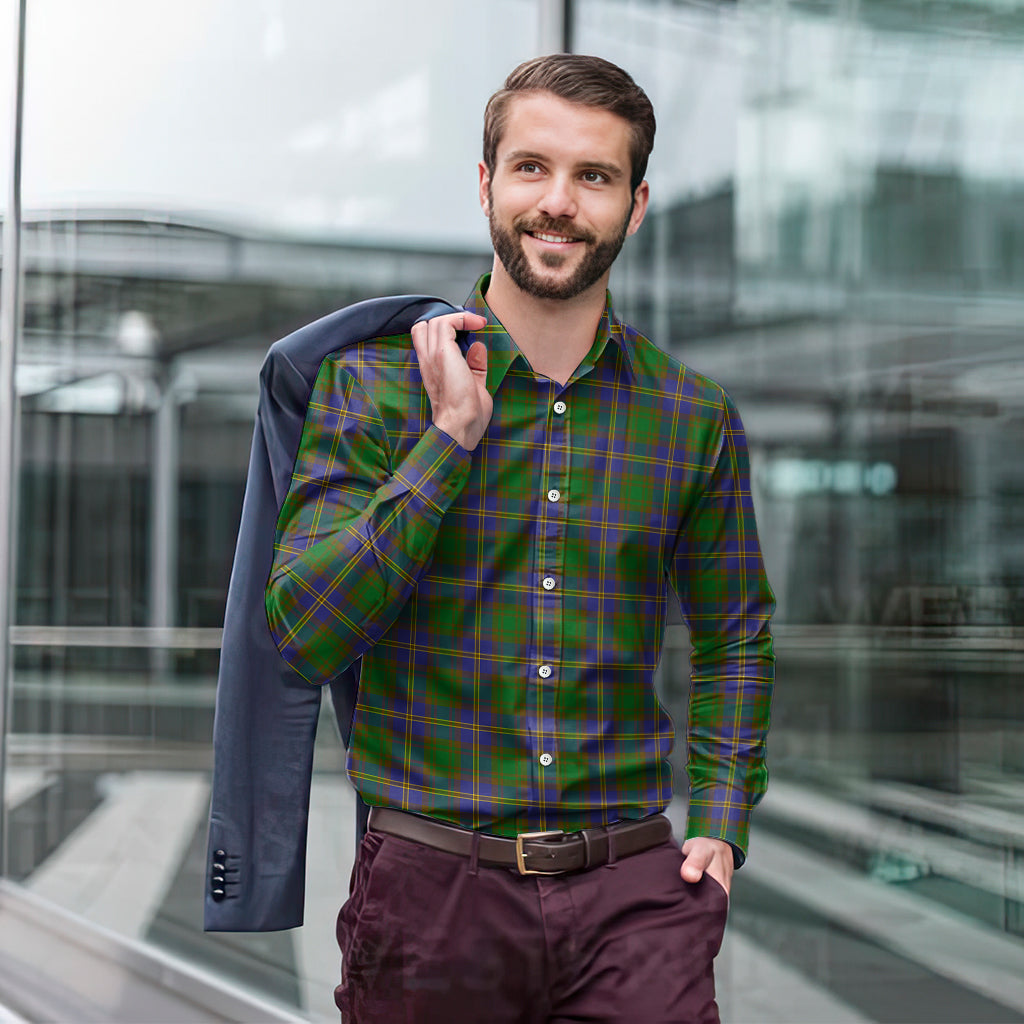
[0,0,19,902]
[12,1,538,1019]
[0,2,12,217]
[576,0,1024,1020]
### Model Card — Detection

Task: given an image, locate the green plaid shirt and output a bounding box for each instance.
[267,274,775,861]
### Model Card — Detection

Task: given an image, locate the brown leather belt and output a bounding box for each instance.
[368,806,673,875]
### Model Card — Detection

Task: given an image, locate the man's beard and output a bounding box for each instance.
[487,187,631,301]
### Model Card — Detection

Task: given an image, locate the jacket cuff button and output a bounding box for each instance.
[211,888,226,902]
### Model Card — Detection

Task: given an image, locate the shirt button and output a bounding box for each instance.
[539,753,553,766]
[547,488,560,503]
[538,664,552,679]
[542,577,556,591]
[553,401,567,415]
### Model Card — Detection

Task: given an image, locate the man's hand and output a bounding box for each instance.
[411,311,491,451]
[680,836,734,897]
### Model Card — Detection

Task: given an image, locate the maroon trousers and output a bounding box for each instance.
[335,824,729,1023]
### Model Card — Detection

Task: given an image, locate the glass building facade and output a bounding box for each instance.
[1,1,1023,1020]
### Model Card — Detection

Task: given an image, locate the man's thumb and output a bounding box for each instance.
[466,340,487,377]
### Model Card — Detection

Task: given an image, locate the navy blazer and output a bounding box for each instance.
[204,294,460,932]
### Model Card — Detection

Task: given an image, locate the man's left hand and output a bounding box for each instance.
[679,836,734,896]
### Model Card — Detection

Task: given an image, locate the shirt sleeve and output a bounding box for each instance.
[668,388,776,867]
[265,356,471,685]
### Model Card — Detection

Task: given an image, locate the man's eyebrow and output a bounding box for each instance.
[503,150,626,180]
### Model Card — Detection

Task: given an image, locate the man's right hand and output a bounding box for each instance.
[411,311,491,452]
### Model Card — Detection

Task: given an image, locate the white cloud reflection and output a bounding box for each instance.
[16,0,537,245]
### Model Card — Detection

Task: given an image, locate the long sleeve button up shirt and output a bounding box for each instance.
[266,274,776,862]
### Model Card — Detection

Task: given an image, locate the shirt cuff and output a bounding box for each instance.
[394,423,472,518]
[684,785,755,868]
[429,421,470,455]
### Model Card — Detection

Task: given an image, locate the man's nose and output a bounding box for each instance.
[536,175,578,220]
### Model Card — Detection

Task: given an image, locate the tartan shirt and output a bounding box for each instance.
[266,274,776,863]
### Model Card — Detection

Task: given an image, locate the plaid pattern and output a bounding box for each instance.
[267,275,776,859]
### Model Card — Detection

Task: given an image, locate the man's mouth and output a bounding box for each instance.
[527,230,581,244]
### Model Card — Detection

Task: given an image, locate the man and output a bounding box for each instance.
[266,54,775,1023]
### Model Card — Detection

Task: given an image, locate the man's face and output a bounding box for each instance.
[480,91,649,302]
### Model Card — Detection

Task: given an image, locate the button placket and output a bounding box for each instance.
[532,384,570,813]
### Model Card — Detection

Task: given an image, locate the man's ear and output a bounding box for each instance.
[626,180,650,237]
[478,162,491,216]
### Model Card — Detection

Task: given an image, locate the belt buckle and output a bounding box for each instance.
[515,830,565,875]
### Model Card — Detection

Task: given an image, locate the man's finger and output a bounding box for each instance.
[425,311,487,339]
[451,311,488,331]
[679,846,711,883]
[680,860,706,883]
[423,312,487,363]
[466,340,488,375]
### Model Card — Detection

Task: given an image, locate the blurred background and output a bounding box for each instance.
[0,0,1023,1021]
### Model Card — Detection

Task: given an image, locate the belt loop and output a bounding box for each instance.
[468,831,480,877]
[581,829,593,869]
[606,827,618,869]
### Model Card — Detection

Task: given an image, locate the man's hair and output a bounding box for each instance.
[483,54,656,194]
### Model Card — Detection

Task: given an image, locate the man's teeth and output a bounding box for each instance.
[533,232,576,243]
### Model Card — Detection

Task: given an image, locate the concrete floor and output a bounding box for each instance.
[7,769,1024,1023]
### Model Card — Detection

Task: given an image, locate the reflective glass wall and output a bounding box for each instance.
[581,1,1024,1021]
[4,2,534,1020]
[3,0,1024,1021]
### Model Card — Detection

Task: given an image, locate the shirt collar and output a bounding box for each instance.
[461,274,637,392]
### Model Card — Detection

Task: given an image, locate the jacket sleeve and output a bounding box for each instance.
[265,354,471,684]
[668,388,776,866]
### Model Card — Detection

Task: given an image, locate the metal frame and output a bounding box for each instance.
[0,0,27,880]
[538,0,573,52]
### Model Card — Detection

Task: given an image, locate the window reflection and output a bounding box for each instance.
[8,2,532,1018]
[580,1,1024,1020]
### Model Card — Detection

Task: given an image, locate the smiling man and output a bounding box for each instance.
[266,54,776,1023]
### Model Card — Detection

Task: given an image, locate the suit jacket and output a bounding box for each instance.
[204,294,460,932]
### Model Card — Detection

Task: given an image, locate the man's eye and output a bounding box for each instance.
[519,163,540,174]
[582,171,607,184]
